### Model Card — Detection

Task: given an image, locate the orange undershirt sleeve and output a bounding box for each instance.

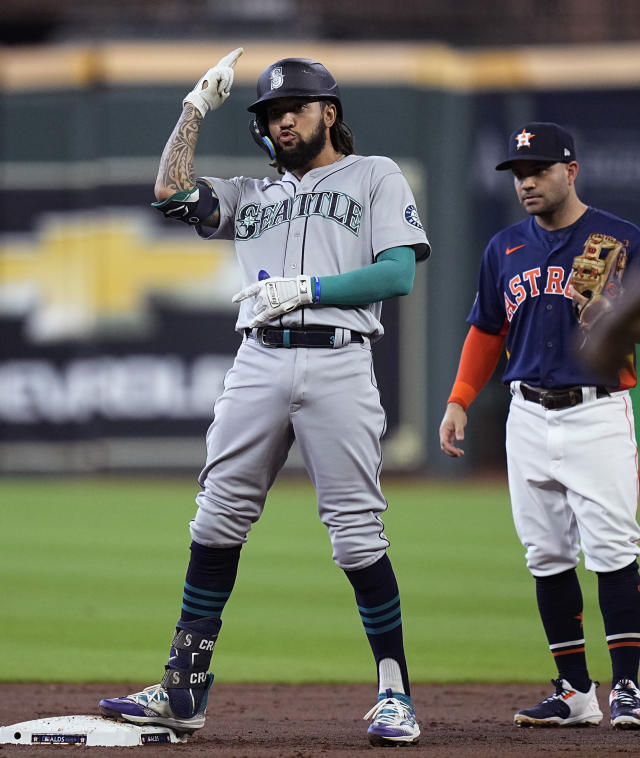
[448,325,507,410]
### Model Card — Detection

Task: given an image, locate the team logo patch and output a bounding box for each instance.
[270,67,284,90]
[404,204,423,230]
[515,128,535,150]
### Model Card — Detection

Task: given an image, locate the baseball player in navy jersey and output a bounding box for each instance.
[98,49,429,746]
[440,122,640,728]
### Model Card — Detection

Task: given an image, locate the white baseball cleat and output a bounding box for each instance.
[514,678,602,727]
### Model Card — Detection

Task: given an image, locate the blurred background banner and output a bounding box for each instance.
[3,2,640,475]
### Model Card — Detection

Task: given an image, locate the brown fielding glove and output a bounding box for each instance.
[571,233,627,329]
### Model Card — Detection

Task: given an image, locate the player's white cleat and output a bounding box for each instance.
[363,688,420,746]
[514,678,602,727]
[610,678,640,728]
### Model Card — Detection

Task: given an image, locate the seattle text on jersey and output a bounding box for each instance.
[235,190,363,240]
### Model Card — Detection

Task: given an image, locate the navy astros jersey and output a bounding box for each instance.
[468,206,640,389]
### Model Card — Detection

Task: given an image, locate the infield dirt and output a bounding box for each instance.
[2,682,640,757]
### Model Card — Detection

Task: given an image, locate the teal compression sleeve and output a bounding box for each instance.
[316,246,416,305]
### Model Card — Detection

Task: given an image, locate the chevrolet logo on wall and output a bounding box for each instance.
[0,211,239,342]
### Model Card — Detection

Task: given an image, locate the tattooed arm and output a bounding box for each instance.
[153,104,220,227]
[154,104,204,199]
[153,49,243,226]
[152,104,223,221]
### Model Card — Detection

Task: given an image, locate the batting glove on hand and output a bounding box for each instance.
[183,47,244,117]
[232,275,315,326]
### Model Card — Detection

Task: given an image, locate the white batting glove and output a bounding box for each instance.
[183,47,244,117]
[232,276,315,326]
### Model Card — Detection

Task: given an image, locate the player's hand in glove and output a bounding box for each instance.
[577,271,640,374]
[183,47,244,118]
[232,275,315,327]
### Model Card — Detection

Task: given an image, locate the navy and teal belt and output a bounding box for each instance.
[246,327,364,348]
[520,383,610,411]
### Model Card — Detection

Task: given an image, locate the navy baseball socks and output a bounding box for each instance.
[99,542,240,733]
[598,561,640,728]
[346,554,420,746]
[514,569,603,727]
[515,562,640,727]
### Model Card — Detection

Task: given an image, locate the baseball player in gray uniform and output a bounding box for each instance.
[98,49,430,747]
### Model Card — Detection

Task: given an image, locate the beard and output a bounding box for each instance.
[275,118,328,172]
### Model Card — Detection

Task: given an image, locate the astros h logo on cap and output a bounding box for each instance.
[495,122,576,171]
[515,128,535,149]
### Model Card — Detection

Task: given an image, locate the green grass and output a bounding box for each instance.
[0,476,612,684]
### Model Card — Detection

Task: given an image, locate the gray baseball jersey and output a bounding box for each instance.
[197,154,430,338]
[190,153,430,571]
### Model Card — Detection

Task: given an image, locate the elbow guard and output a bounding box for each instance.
[151,180,219,225]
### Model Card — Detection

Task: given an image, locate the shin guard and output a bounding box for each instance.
[162,616,221,718]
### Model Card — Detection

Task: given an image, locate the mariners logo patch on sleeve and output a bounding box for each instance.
[404,204,424,230]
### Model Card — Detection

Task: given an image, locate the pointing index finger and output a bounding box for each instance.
[218,47,244,69]
[231,282,260,303]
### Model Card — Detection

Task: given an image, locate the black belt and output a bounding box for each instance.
[520,383,610,411]
[246,327,364,348]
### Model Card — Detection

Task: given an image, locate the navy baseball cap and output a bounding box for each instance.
[495,122,577,170]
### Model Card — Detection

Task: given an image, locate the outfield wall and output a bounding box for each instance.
[3,41,640,474]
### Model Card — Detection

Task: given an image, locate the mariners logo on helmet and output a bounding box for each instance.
[270,66,284,90]
[404,204,424,230]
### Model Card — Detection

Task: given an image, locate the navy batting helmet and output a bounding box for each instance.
[248,58,342,160]
[247,58,342,117]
